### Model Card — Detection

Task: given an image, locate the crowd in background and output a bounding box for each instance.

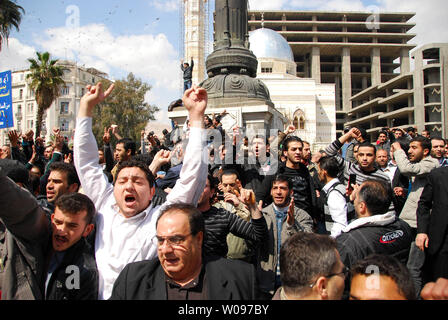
[1,83,448,301]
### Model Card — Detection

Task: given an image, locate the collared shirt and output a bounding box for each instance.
[166,266,207,300]
[380,163,397,186]
[322,178,348,238]
[74,117,207,300]
[272,204,288,286]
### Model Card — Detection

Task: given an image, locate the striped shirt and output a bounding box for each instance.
[201,207,268,258]
[325,140,391,185]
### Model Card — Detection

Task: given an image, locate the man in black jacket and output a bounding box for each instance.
[416,166,448,282]
[256,136,315,223]
[110,203,259,300]
[336,179,412,269]
[0,166,97,300]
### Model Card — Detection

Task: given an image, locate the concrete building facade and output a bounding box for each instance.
[349,43,448,140]
[247,10,417,135]
[1,60,107,145]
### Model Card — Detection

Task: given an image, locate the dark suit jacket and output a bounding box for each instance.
[417,166,448,255]
[109,256,258,300]
[391,167,409,215]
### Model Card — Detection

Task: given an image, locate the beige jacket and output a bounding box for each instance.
[256,204,313,295]
[394,149,439,228]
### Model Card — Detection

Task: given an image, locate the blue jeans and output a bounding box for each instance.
[184,80,192,92]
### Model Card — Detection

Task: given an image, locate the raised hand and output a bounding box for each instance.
[182,85,207,127]
[7,130,19,148]
[54,134,65,152]
[286,196,295,226]
[79,82,115,117]
[153,149,172,167]
[284,125,296,135]
[103,127,112,144]
[149,149,172,176]
[64,153,73,164]
[224,192,240,208]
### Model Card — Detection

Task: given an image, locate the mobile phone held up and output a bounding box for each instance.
[347,174,357,192]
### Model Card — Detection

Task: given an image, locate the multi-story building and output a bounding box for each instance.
[349,43,448,140]
[2,60,107,145]
[247,10,417,135]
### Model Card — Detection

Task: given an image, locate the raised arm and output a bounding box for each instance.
[160,85,208,208]
[0,167,48,241]
[74,82,115,207]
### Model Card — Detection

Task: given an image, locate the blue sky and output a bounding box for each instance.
[1,0,447,125]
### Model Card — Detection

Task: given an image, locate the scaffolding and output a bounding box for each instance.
[179,0,211,95]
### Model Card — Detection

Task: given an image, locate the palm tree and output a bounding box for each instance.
[0,0,25,51]
[27,52,65,138]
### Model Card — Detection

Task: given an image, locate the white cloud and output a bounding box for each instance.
[375,0,448,47]
[248,0,288,10]
[150,0,179,12]
[0,38,36,72]
[288,0,368,11]
[32,23,181,122]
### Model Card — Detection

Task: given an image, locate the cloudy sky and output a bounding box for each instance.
[1,0,447,126]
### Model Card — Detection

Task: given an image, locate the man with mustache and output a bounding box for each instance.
[0,165,97,300]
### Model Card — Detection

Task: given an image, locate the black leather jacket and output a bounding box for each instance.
[45,238,98,300]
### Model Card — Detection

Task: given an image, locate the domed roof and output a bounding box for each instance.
[249,28,294,62]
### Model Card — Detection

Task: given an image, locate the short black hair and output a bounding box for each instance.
[282,135,303,153]
[115,159,155,187]
[431,136,446,145]
[280,233,338,297]
[55,193,96,224]
[394,136,410,154]
[157,203,204,236]
[358,180,392,216]
[0,159,30,190]
[351,254,416,300]
[49,162,80,188]
[318,156,340,178]
[357,141,377,155]
[271,174,292,190]
[412,136,431,152]
[117,138,136,156]
[220,168,240,181]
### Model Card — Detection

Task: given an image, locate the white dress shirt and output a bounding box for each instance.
[74,117,207,299]
[322,178,348,238]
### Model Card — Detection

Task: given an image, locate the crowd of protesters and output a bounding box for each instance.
[1,82,448,301]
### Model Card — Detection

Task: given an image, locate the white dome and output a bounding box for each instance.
[249,28,294,62]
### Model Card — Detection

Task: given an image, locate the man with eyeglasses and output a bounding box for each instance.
[273,232,347,300]
[110,203,258,300]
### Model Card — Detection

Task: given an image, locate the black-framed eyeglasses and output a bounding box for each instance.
[153,233,192,247]
[309,266,350,288]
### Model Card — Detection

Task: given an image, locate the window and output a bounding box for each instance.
[19,89,23,99]
[60,102,69,114]
[27,103,34,113]
[81,87,85,96]
[261,67,273,73]
[60,119,70,132]
[27,120,34,130]
[61,86,70,95]
[299,116,305,130]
